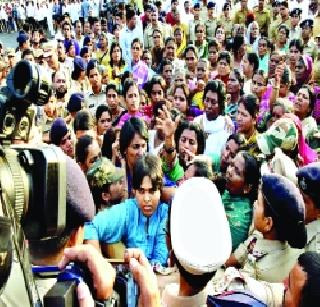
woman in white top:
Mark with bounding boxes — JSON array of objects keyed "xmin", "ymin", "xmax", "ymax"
[{"xmin": 193, "ymin": 80, "xmax": 234, "ymax": 157}]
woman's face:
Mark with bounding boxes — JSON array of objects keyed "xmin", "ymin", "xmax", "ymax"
[
  {"xmin": 97, "ymin": 111, "xmax": 112, "ymax": 135},
  {"xmin": 227, "ymin": 71, "xmax": 240, "ymax": 94},
  {"xmin": 236, "ymin": 102, "xmax": 255, "ymax": 134},
  {"xmin": 131, "ymin": 42, "xmax": 142, "ymax": 62},
  {"xmin": 251, "ymin": 74, "xmax": 266, "ymax": 98},
  {"xmin": 178, "ymin": 129, "xmax": 198, "ymax": 163},
  {"xmin": 295, "ymin": 58, "xmax": 306, "ymax": 83},
  {"xmin": 225, "ymin": 153, "xmax": 246, "ymax": 195},
  {"xmin": 216, "ymin": 27, "xmax": 225, "ymax": 43},
  {"xmin": 217, "ymin": 58, "xmax": 230, "ymax": 76},
  {"xmin": 153, "ymin": 31, "xmax": 162, "ymax": 47},
  {"xmin": 185, "ymin": 50, "xmax": 197, "ymax": 71},
  {"xmin": 107, "ymin": 89, "xmax": 118, "ymax": 110},
  {"xmin": 289, "ymin": 46, "xmax": 301, "ymax": 64},
  {"xmin": 208, "ymin": 46, "xmax": 218, "ymax": 64},
  {"xmin": 253, "ymin": 190, "xmax": 267, "ymax": 233},
  {"xmin": 250, "ymin": 23, "xmax": 259, "ymax": 39},
  {"xmin": 204, "ymin": 90, "xmax": 220, "ymax": 120},
  {"xmin": 294, "ymin": 88, "xmax": 311, "ymax": 119},
  {"xmin": 195, "ymin": 25, "xmax": 205, "ymax": 43},
  {"xmin": 126, "ymin": 133, "xmax": 147, "ymax": 169},
  {"xmin": 174, "ymin": 29, "xmax": 182, "ymax": 44},
  {"xmin": 258, "ymin": 39, "xmax": 268, "ymax": 57},
  {"xmin": 174, "ymin": 87, "xmax": 188, "ymax": 114},
  {"xmin": 150, "ymin": 83, "xmax": 164, "ymax": 104},
  {"xmin": 125, "ymin": 85, "xmax": 140, "ymax": 113},
  {"xmin": 111, "ymin": 46, "xmax": 121, "ymax": 63},
  {"xmin": 277, "ymin": 27, "xmax": 287, "ymax": 44}
]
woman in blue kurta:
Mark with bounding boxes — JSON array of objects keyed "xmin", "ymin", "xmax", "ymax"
[{"xmin": 84, "ymin": 154, "xmax": 168, "ymax": 265}]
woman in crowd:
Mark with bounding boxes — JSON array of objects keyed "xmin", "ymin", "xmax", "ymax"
[
  {"xmin": 223, "ymin": 152, "xmax": 260, "ymax": 251},
  {"xmin": 294, "ymin": 85, "xmax": 318, "ymax": 142},
  {"xmin": 227, "ymin": 173, "xmax": 307, "ymax": 283},
  {"xmin": 236, "ymin": 94, "xmax": 260, "ymax": 158},
  {"xmin": 106, "ymin": 42, "xmax": 126, "ymax": 87},
  {"xmin": 95, "ymin": 105, "xmax": 112, "ymax": 146}
]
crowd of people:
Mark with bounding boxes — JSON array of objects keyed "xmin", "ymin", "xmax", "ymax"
[{"xmin": 0, "ymin": 0, "xmax": 320, "ymax": 306}]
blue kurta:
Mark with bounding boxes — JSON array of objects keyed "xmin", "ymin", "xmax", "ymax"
[{"xmin": 84, "ymin": 198, "xmax": 169, "ymax": 265}]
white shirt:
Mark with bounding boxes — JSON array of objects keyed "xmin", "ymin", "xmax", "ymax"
[
  {"xmin": 193, "ymin": 114, "xmax": 231, "ymax": 156},
  {"xmin": 119, "ymin": 18, "xmax": 144, "ymax": 64},
  {"xmin": 26, "ymin": 4, "xmax": 34, "ymax": 18}
]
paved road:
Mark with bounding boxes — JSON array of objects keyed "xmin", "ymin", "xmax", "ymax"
[{"xmin": 0, "ymin": 32, "xmax": 20, "ymax": 49}]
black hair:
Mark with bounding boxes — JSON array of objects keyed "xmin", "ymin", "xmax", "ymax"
[
  {"xmin": 131, "ymin": 37, "xmax": 142, "ymax": 48},
  {"xmin": 109, "ymin": 42, "xmax": 125, "ymax": 67},
  {"xmin": 300, "ymin": 84, "xmax": 315, "ymax": 116},
  {"xmin": 281, "ymin": 67, "xmax": 290, "ymax": 85},
  {"xmin": 73, "ymin": 110, "xmax": 94, "ymax": 132},
  {"xmin": 22, "ymin": 48, "xmax": 34, "ymax": 58},
  {"xmin": 123, "ymin": 78, "xmax": 138, "ymax": 99},
  {"xmin": 184, "ymin": 45, "xmax": 197, "ymax": 58},
  {"xmin": 227, "ymin": 133, "xmax": 242, "ymax": 147},
  {"xmin": 80, "ymin": 46, "xmax": 89, "ymax": 57},
  {"xmin": 298, "ymin": 252, "xmax": 320, "ymax": 307},
  {"xmin": 208, "ymin": 38, "xmax": 219, "ymax": 50},
  {"xmin": 217, "ymin": 51, "xmax": 231, "ymax": 64},
  {"xmin": 86, "ymin": 59, "xmax": 99, "ymax": 77},
  {"xmin": 159, "ymin": 59, "xmax": 172, "ymax": 74},
  {"xmin": 102, "ymin": 129, "xmax": 117, "ymax": 160},
  {"xmin": 289, "ymin": 39, "xmax": 304, "ymax": 53},
  {"xmin": 238, "ymin": 94, "xmax": 259, "ymax": 118},
  {"xmin": 232, "ymin": 36, "xmax": 245, "ymax": 56},
  {"xmin": 75, "ymin": 134, "xmax": 94, "ymax": 164},
  {"xmin": 174, "ymin": 121, "xmax": 205, "ymax": 168},
  {"xmin": 278, "ymin": 24, "xmax": 290, "ymax": 38},
  {"xmin": 119, "ymin": 117, "xmax": 148, "ymax": 157},
  {"xmin": 132, "ymin": 154, "xmax": 163, "ymax": 191},
  {"xmin": 144, "ymin": 75, "xmax": 166, "ymax": 98},
  {"xmin": 189, "ymin": 157, "xmax": 213, "ymax": 179},
  {"xmin": 164, "ymin": 37, "xmax": 175, "ymax": 47},
  {"xmin": 203, "ymin": 80, "xmax": 226, "ymax": 116},
  {"xmin": 106, "ymin": 83, "xmax": 118, "ymax": 94},
  {"xmin": 247, "ymin": 52, "xmax": 259, "ymax": 73},
  {"xmin": 231, "ymin": 68, "xmax": 245, "ymax": 95},
  {"xmin": 241, "ymin": 152, "xmax": 260, "ymax": 203},
  {"xmin": 253, "ymin": 69, "xmax": 268, "ymax": 86},
  {"xmin": 126, "ymin": 7, "xmax": 135, "ymax": 21},
  {"xmin": 96, "ymin": 105, "xmax": 111, "ymax": 122}
]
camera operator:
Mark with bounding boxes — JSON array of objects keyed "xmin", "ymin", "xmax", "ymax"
[{"xmin": 0, "ymin": 156, "xmax": 115, "ymax": 306}]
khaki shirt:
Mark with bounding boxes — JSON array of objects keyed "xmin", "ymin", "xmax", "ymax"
[
  {"xmin": 235, "ymin": 233, "xmax": 302, "ymax": 282},
  {"xmin": 143, "ymin": 22, "xmax": 167, "ymax": 50},
  {"xmin": 234, "ymin": 8, "xmax": 250, "ymax": 25},
  {"xmin": 218, "ymin": 15, "xmax": 233, "ymax": 38},
  {"xmin": 205, "ymin": 18, "xmax": 218, "ymax": 41},
  {"xmin": 253, "ymin": 7, "xmax": 271, "ymax": 37}
]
